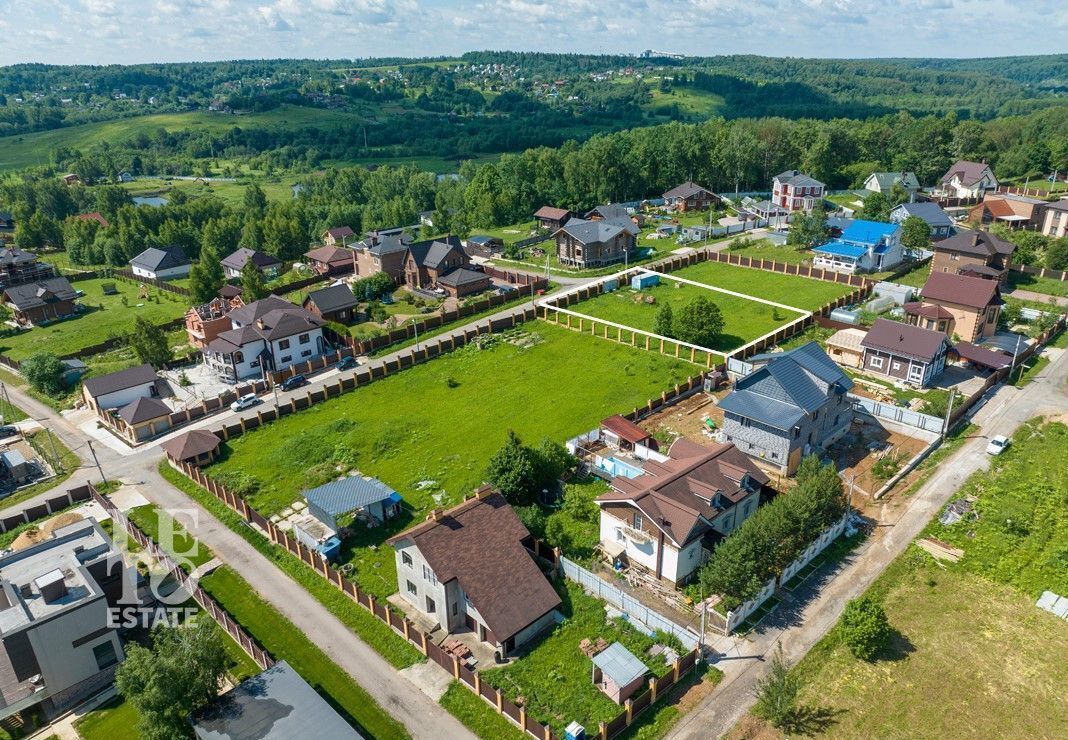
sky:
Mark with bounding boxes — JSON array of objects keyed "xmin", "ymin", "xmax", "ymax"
[{"xmin": 1, "ymin": 0, "xmax": 1064, "ymax": 66}]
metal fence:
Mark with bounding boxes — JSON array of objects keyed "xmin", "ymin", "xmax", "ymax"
[
  {"xmin": 560, "ymin": 557, "xmax": 700, "ymax": 650},
  {"xmin": 850, "ymin": 395, "xmax": 945, "ymax": 434}
]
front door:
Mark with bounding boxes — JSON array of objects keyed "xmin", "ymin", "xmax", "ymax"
[{"xmin": 908, "ymin": 363, "xmax": 924, "ymax": 384}]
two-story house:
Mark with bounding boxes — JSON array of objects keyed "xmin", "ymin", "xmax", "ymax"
[
  {"xmin": 220, "ymin": 248, "xmax": 282, "ymax": 280},
  {"xmin": 533, "ymin": 206, "xmax": 574, "ymax": 232},
  {"xmin": 863, "ymin": 171, "xmax": 920, "ymax": 197},
  {"xmin": 904, "ymin": 272, "xmax": 1002, "ymax": 342},
  {"xmin": 554, "ymin": 217, "xmax": 638, "ymax": 269},
  {"xmin": 0, "ymin": 247, "xmax": 56, "ymax": 290},
  {"xmin": 389, "ymin": 489, "xmax": 561, "ymax": 659},
  {"xmin": 304, "ymin": 245, "xmax": 355, "ymax": 277},
  {"xmin": 321, "ymin": 226, "xmax": 355, "ymax": 247},
  {"xmin": 2, "ymin": 277, "xmax": 79, "ymax": 326},
  {"xmin": 662, "ymin": 182, "xmax": 720, "ymax": 212},
  {"xmin": 718, "ymin": 342, "xmax": 854, "ymax": 475},
  {"xmin": 889, "ymin": 202, "xmax": 953, "ymax": 240},
  {"xmin": 596, "ymin": 439, "xmax": 769, "ymax": 585},
  {"xmin": 81, "ymin": 363, "xmax": 163, "ymax": 413},
  {"xmin": 1039, "ymin": 198, "xmax": 1068, "ymax": 238},
  {"xmin": 184, "ymin": 292, "xmax": 245, "ymax": 348},
  {"xmin": 403, "ymin": 236, "xmax": 488, "ymax": 297},
  {"xmin": 353, "ymin": 231, "xmax": 410, "ymax": 283},
  {"xmin": 860, "ymin": 318, "xmax": 949, "ymax": 388},
  {"xmin": 930, "ymin": 230, "xmax": 1015, "ymax": 284},
  {"xmin": 202, "ymin": 295, "xmax": 326, "ymax": 380},
  {"xmin": 938, "ymin": 160, "xmax": 998, "ymax": 198},
  {"xmin": 812, "ymin": 219, "xmax": 904, "ymax": 274},
  {"xmin": 772, "ymin": 170, "xmax": 825, "ymax": 212}
]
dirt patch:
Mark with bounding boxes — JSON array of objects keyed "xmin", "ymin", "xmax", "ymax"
[
  {"xmin": 636, "ymin": 390, "xmax": 727, "ymax": 447},
  {"xmin": 725, "ymin": 714, "xmax": 781, "ymax": 740},
  {"xmin": 830, "ymin": 421, "xmax": 927, "ymax": 499}
]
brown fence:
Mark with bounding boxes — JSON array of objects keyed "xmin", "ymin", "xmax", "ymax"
[
  {"xmin": 112, "ymin": 268, "xmax": 192, "ymax": 297},
  {"xmin": 274, "ymin": 272, "xmax": 335, "ymax": 297},
  {"xmin": 0, "ymin": 484, "xmax": 92, "ymax": 533},
  {"xmin": 481, "ymin": 265, "xmax": 551, "ymax": 289},
  {"xmin": 86, "ymin": 484, "xmax": 274, "ymax": 670},
  {"xmin": 1010, "ymin": 263, "xmax": 1068, "ymax": 283},
  {"xmin": 928, "ymin": 194, "xmax": 982, "ymax": 209},
  {"xmin": 653, "ymin": 248, "xmax": 872, "ymax": 288}
]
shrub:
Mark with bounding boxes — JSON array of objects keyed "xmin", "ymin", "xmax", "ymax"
[
  {"xmin": 840, "ymin": 595, "xmax": 892, "ymax": 661},
  {"xmin": 753, "ymin": 643, "xmax": 799, "ymax": 728},
  {"xmin": 22, "ymin": 352, "xmax": 67, "ymax": 396}
]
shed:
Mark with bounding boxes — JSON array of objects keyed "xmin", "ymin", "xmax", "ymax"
[
  {"xmin": 600, "ymin": 415, "xmax": 656, "ymax": 452},
  {"xmin": 292, "ymin": 514, "xmax": 342, "ymax": 561},
  {"xmin": 592, "ymin": 642, "xmax": 649, "ymax": 704},
  {"xmin": 0, "ymin": 449, "xmax": 31, "ymax": 484},
  {"xmin": 825, "ymin": 328, "xmax": 867, "ymax": 369},
  {"xmin": 303, "ymin": 475, "xmax": 403, "ymax": 530},
  {"xmin": 630, "ymin": 273, "xmax": 660, "ymax": 291}
]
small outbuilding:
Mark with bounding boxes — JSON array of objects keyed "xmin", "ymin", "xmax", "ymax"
[
  {"xmin": 304, "ymin": 475, "xmax": 403, "ymax": 530},
  {"xmin": 592, "ymin": 642, "xmax": 649, "ymax": 704},
  {"xmin": 161, "ymin": 429, "xmax": 222, "ymax": 466},
  {"xmin": 116, "ymin": 396, "xmax": 172, "ymax": 442},
  {"xmin": 303, "ymin": 283, "xmax": 360, "ymax": 324},
  {"xmin": 825, "ymin": 327, "xmax": 867, "ymax": 369}
]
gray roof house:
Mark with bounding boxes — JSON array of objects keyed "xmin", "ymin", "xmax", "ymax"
[
  {"xmin": 129, "ymin": 246, "xmax": 192, "ymax": 280},
  {"xmin": 890, "ymin": 201, "xmax": 954, "ymax": 239},
  {"xmin": 555, "ymin": 216, "xmax": 639, "ymax": 269},
  {"xmin": 864, "ymin": 171, "xmax": 921, "ymax": 195},
  {"xmin": 220, "ymin": 248, "xmax": 282, "ymax": 279},
  {"xmin": 303, "ymin": 475, "xmax": 403, "ymax": 531},
  {"xmin": 719, "ymin": 342, "xmax": 853, "ymax": 474}
]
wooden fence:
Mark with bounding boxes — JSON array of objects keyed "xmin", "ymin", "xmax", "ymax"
[
  {"xmin": 112, "ymin": 268, "xmax": 192, "ymax": 297},
  {"xmin": 87, "ymin": 484, "xmax": 274, "ymax": 670}
]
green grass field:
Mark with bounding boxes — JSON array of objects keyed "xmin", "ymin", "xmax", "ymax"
[
  {"xmin": 674, "ymin": 261, "xmax": 856, "ymax": 308},
  {"xmin": 119, "ymin": 177, "xmax": 295, "ymax": 206},
  {"xmin": 721, "ymin": 239, "xmax": 811, "ymax": 266},
  {"xmin": 0, "ymin": 278, "xmax": 189, "ymax": 361},
  {"xmin": 439, "ymin": 682, "xmax": 527, "ymax": 740},
  {"xmin": 646, "ymin": 87, "xmax": 726, "ymax": 119},
  {"xmin": 1007, "ymin": 270, "xmax": 1068, "ymax": 299}
]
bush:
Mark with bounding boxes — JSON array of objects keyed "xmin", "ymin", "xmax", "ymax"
[
  {"xmin": 22, "ymin": 352, "xmax": 67, "ymax": 396},
  {"xmin": 753, "ymin": 643, "xmax": 799, "ymax": 728},
  {"xmin": 840, "ymin": 595, "xmax": 892, "ymax": 661}
]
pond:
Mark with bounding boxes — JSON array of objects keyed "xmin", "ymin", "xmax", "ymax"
[{"xmin": 132, "ymin": 196, "xmax": 168, "ymax": 207}]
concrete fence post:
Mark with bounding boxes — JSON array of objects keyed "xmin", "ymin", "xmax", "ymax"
[{"xmin": 495, "ymin": 688, "xmax": 503, "ymax": 712}]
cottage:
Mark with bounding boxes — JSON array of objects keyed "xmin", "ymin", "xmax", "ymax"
[
  {"xmin": 592, "ymin": 642, "xmax": 649, "ymax": 704},
  {"xmin": 321, "ymin": 226, "xmax": 355, "ymax": 247},
  {"xmin": 930, "ymin": 230, "xmax": 1015, "ymax": 284},
  {"xmin": 860, "ymin": 319, "xmax": 950, "ymax": 388},
  {"xmin": 160, "ymin": 429, "xmax": 221, "ymax": 466},
  {"xmin": 353, "ymin": 231, "xmax": 410, "ymax": 282},
  {"xmin": 662, "ymin": 182, "xmax": 719, "ymax": 212},
  {"xmin": 304, "ymin": 245, "xmax": 355, "ymax": 277},
  {"xmin": 304, "ymin": 475, "xmax": 402, "ymax": 531},
  {"xmin": 303, "ymin": 284, "xmax": 360, "ymax": 324},
  {"xmin": 389, "ymin": 489, "xmax": 562, "ymax": 658},
  {"xmin": 596, "ymin": 439, "xmax": 768, "ymax": 585},
  {"xmin": 464, "ymin": 235, "xmax": 504, "ymax": 252},
  {"xmin": 825, "ymin": 327, "xmax": 867, "ymax": 369},
  {"xmin": 129, "ymin": 246, "xmax": 191, "ymax": 280},
  {"xmin": 403, "ymin": 235, "xmax": 472, "ymax": 291},
  {"xmin": 812, "ymin": 219, "xmax": 903, "ymax": 274},
  {"xmin": 905, "ymin": 272, "xmax": 1001, "ymax": 342},
  {"xmin": 863, "ymin": 171, "xmax": 920, "ymax": 196},
  {"xmin": 202, "ymin": 296, "xmax": 326, "ymax": 380},
  {"xmin": 968, "ymin": 192, "xmax": 1047, "ymax": 230},
  {"xmin": 719, "ymin": 342, "xmax": 853, "ymax": 474},
  {"xmin": 533, "ymin": 206, "xmax": 574, "ymax": 232},
  {"xmin": 436, "ymin": 267, "xmax": 491, "ymax": 298},
  {"xmin": 2, "ymin": 277, "xmax": 78, "ymax": 325},
  {"xmin": 220, "ymin": 248, "xmax": 282, "ymax": 280},
  {"xmin": 1039, "ymin": 198, "xmax": 1068, "ymax": 238},
  {"xmin": 772, "ymin": 170, "xmax": 825, "ymax": 212},
  {"xmin": 584, "ymin": 203, "xmax": 632, "ymax": 222},
  {"xmin": 938, "ymin": 160, "xmax": 998, "ymax": 198},
  {"xmin": 184, "ymin": 293, "xmax": 245, "ymax": 348},
  {"xmin": 889, "ymin": 202, "xmax": 954, "ymax": 240},
  {"xmin": 81, "ymin": 363, "xmax": 163, "ymax": 412},
  {"xmin": 115, "ymin": 396, "xmax": 172, "ymax": 442},
  {"xmin": 554, "ymin": 217, "xmax": 638, "ymax": 269}
]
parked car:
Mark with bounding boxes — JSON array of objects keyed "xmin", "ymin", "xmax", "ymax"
[
  {"xmin": 986, "ymin": 435, "xmax": 1010, "ymax": 455},
  {"xmin": 337, "ymin": 356, "xmax": 357, "ymax": 370},
  {"xmin": 280, "ymin": 374, "xmax": 307, "ymax": 391},
  {"xmin": 0, "ymin": 426, "xmax": 18, "ymax": 440},
  {"xmin": 230, "ymin": 394, "xmax": 259, "ymax": 412}
]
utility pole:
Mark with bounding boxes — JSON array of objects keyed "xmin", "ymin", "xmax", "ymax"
[
  {"xmin": 44, "ymin": 428, "xmax": 62, "ymax": 473},
  {"xmin": 1009, "ymin": 333, "xmax": 1023, "ymax": 384},
  {"xmin": 86, "ymin": 440, "xmax": 106, "ymax": 485},
  {"xmin": 942, "ymin": 387, "xmax": 956, "ymax": 440}
]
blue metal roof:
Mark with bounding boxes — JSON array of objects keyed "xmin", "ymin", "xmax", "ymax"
[
  {"xmin": 814, "ymin": 240, "xmax": 867, "ymax": 259},
  {"xmin": 592, "ymin": 642, "xmax": 648, "ymax": 687},
  {"xmin": 840, "ymin": 220, "xmax": 899, "ymax": 245},
  {"xmin": 303, "ymin": 476, "xmax": 399, "ymax": 517}
]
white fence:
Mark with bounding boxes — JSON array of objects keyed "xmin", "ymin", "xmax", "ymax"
[
  {"xmin": 851, "ymin": 395, "xmax": 944, "ymax": 434},
  {"xmin": 561, "ymin": 556, "xmax": 701, "ymax": 650},
  {"xmin": 723, "ymin": 513, "xmax": 850, "ymax": 634}
]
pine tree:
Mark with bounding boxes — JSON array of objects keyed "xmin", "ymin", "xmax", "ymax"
[
  {"xmin": 240, "ymin": 259, "xmax": 268, "ymax": 301},
  {"xmin": 654, "ymin": 302, "xmax": 675, "ymax": 338},
  {"xmin": 188, "ymin": 245, "xmax": 225, "ymax": 304},
  {"xmin": 129, "ymin": 316, "xmax": 172, "ymax": 368}
]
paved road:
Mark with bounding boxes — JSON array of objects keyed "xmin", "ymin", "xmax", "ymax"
[
  {"xmin": 1009, "ymin": 287, "xmax": 1068, "ymax": 308},
  {"xmin": 666, "ymin": 343, "xmax": 1068, "ymax": 740}
]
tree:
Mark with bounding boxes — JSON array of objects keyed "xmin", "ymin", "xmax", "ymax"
[
  {"xmin": 786, "ymin": 206, "xmax": 828, "ymax": 250},
  {"xmin": 116, "ymin": 621, "xmax": 229, "ymax": 740},
  {"xmin": 1046, "ymin": 237, "xmax": 1068, "ymax": 271},
  {"xmin": 899, "ymin": 215, "xmax": 931, "ymax": 253},
  {"xmin": 753, "ymin": 643, "xmax": 799, "ymax": 728},
  {"xmin": 654, "ymin": 302, "xmax": 674, "ymax": 338},
  {"xmin": 243, "ymin": 182, "xmax": 268, "ymax": 213},
  {"xmin": 351, "ymin": 272, "xmax": 396, "ymax": 302},
  {"xmin": 188, "ymin": 245, "xmax": 225, "ymax": 304},
  {"xmin": 840, "ymin": 595, "xmax": 892, "ymax": 661},
  {"xmin": 861, "ymin": 191, "xmax": 890, "ymax": 222},
  {"xmin": 129, "ymin": 316, "xmax": 173, "ymax": 367},
  {"xmin": 486, "ymin": 431, "xmax": 539, "ymax": 506},
  {"xmin": 534, "ymin": 438, "xmax": 574, "ymax": 488},
  {"xmin": 22, "ymin": 353, "xmax": 67, "ymax": 396},
  {"xmin": 240, "ymin": 259, "xmax": 268, "ymax": 301},
  {"xmin": 672, "ymin": 296, "xmax": 724, "ymax": 348}
]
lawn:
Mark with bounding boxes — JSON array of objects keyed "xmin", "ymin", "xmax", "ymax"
[
  {"xmin": 721, "ymin": 239, "xmax": 812, "ymax": 266},
  {"xmin": 0, "ymin": 278, "xmax": 189, "ymax": 361},
  {"xmin": 516, "ymin": 476, "xmax": 609, "ymax": 565},
  {"xmin": 674, "ymin": 260, "xmax": 857, "ymax": 309},
  {"xmin": 0, "ymin": 429, "xmax": 81, "ymax": 512},
  {"xmin": 1007, "ymin": 270, "xmax": 1068, "ymax": 299},
  {"xmin": 74, "ymin": 696, "xmax": 140, "ymax": 740},
  {"xmin": 119, "ymin": 177, "xmax": 294, "ymax": 207},
  {"xmin": 439, "ymin": 682, "xmax": 527, "ymax": 740},
  {"xmin": 878, "ymin": 259, "xmax": 932, "ymax": 288},
  {"xmin": 646, "ymin": 87, "xmax": 726, "ymax": 119},
  {"xmin": 479, "ymin": 582, "xmax": 673, "ymax": 735}
]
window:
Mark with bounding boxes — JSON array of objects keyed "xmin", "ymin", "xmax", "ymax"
[
  {"xmin": 234, "ymin": 351, "xmax": 244, "ymax": 364},
  {"xmin": 770, "ymin": 452, "xmax": 778, "ymax": 460},
  {"xmin": 281, "ymin": 355, "xmax": 291, "ymax": 364},
  {"xmin": 93, "ymin": 640, "xmax": 118, "ymax": 670},
  {"xmin": 870, "ymin": 356, "xmax": 884, "ymax": 370},
  {"xmin": 279, "ymin": 339, "xmax": 290, "ymax": 350},
  {"xmin": 793, "ymin": 427, "xmax": 801, "ymax": 439},
  {"xmin": 452, "ymin": 601, "xmax": 458, "ymax": 616},
  {"xmin": 299, "ymin": 333, "xmax": 309, "ymax": 344},
  {"xmin": 633, "ymin": 513, "xmax": 644, "ymax": 530},
  {"xmin": 811, "ymin": 410, "xmax": 818, "ymax": 422},
  {"xmin": 615, "ymin": 528, "xmax": 625, "ymax": 542},
  {"xmin": 301, "ymin": 350, "xmax": 312, "ymax": 357},
  {"xmin": 425, "ymin": 596, "xmax": 436, "ymax": 613},
  {"xmin": 892, "ymin": 362, "xmax": 901, "ymax": 371},
  {"xmin": 422, "ymin": 564, "xmax": 437, "ymax": 585},
  {"xmin": 402, "ymin": 551, "xmax": 413, "ymax": 568},
  {"xmin": 406, "ymin": 580, "xmax": 417, "ymax": 596}
]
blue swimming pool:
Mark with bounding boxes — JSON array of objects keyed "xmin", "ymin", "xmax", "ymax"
[{"xmin": 597, "ymin": 456, "xmax": 644, "ymax": 479}]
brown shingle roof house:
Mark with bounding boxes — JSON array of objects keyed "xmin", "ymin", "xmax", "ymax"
[
  {"xmin": 305, "ymin": 245, "xmax": 355, "ymax": 276},
  {"xmin": 931, "ymin": 230, "xmax": 1015, "ymax": 284},
  {"xmin": 905, "ymin": 272, "xmax": 1002, "ymax": 342},
  {"xmin": 388, "ymin": 489, "xmax": 561, "ymax": 656},
  {"xmin": 533, "ymin": 206, "xmax": 574, "ymax": 232},
  {"xmin": 861, "ymin": 318, "xmax": 950, "ymax": 388},
  {"xmin": 161, "ymin": 429, "xmax": 221, "ymax": 465}
]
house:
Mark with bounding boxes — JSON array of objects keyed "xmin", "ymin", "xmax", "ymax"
[
  {"xmin": 938, "ymin": 160, "xmax": 998, "ymax": 198},
  {"xmin": 116, "ymin": 171, "xmax": 134, "ymax": 183},
  {"xmin": 436, "ymin": 268, "xmax": 492, "ymax": 298},
  {"xmin": 303, "ymin": 475, "xmax": 402, "ymax": 532},
  {"xmin": 388, "ymin": 489, "xmax": 562, "ymax": 658},
  {"xmin": 968, "ymin": 192, "xmax": 1047, "ymax": 229},
  {"xmin": 748, "ymin": 200, "xmax": 790, "ymax": 222},
  {"xmin": 60, "ymin": 359, "xmax": 88, "ymax": 385},
  {"xmin": 0, "ymin": 449, "xmax": 33, "ymax": 486},
  {"xmin": 662, "ymin": 182, "xmax": 720, "ymax": 212},
  {"xmin": 772, "ymin": 170, "xmax": 825, "ymax": 212},
  {"xmin": 184, "ymin": 293, "xmax": 245, "ymax": 348},
  {"xmin": 464, "ymin": 235, "xmax": 504, "ymax": 252},
  {"xmin": 74, "ymin": 212, "xmax": 109, "ymax": 229},
  {"xmin": 719, "ymin": 342, "xmax": 853, "ymax": 475},
  {"xmin": 825, "ymin": 327, "xmax": 867, "ymax": 369},
  {"xmin": 3, "ymin": 277, "xmax": 79, "ymax": 326},
  {"xmin": 303, "ymin": 284, "xmax": 360, "ymax": 324},
  {"xmin": 812, "ymin": 219, "xmax": 903, "ymax": 274},
  {"xmin": 0, "ymin": 518, "xmax": 130, "ymax": 721},
  {"xmin": 592, "ymin": 642, "xmax": 649, "ymax": 704},
  {"xmin": 596, "ymin": 438, "xmax": 769, "ymax": 584},
  {"xmin": 353, "ymin": 231, "xmax": 410, "ymax": 282},
  {"xmin": 81, "ymin": 363, "xmax": 163, "ymax": 412},
  {"xmin": 0, "ymin": 212, "xmax": 14, "ymax": 232},
  {"xmin": 930, "ymin": 230, "xmax": 1015, "ymax": 284},
  {"xmin": 220, "ymin": 248, "xmax": 282, "ymax": 280},
  {"xmin": 863, "ymin": 172, "xmax": 920, "ymax": 196},
  {"xmin": 1038, "ymin": 198, "xmax": 1068, "ymax": 238},
  {"xmin": 403, "ymin": 235, "xmax": 472, "ymax": 291},
  {"xmin": 585, "ymin": 203, "xmax": 632, "ymax": 222},
  {"xmin": 554, "ymin": 217, "xmax": 638, "ymax": 269},
  {"xmin": 61, "ymin": 173, "xmax": 81, "ymax": 185},
  {"xmin": 128, "ymin": 246, "xmax": 191, "ymax": 280},
  {"xmin": 160, "ymin": 429, "xmax": 221, "ymax": 466},
  {"xmin": 202, "ymin": 295, "xmax": 326, "ymax": 380},
  {"xmin": 889, "ymin": 201, "xmax": 954, "ymax": 240},
  {"xmin": 191, "ymin": 661, "xmax": 361, "ymax": 740},
  {"xmin": 533, "ymin": 206, "xmax": 574, "ymax": 232},
  {"xmin": 321, "ymin": 226, "xmax": 355, "ymax": 247},
  {"xmin": 0, "ymin": 247, "xmax": 56, "ymax": 290},
  {"xmin": 304, "ymin": 245, "xmax": 355, "ymax": 277},
  {"xmin": 114, "ymin": 396, "xmax": 172, "ymax": 442},
  {"xmin": 860, "ymin": 318, "xmax": 950, "ymax": 388},
  {"xmin": 905, "ymin": 272, "xmax": 1002, "ymax": 342}
]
